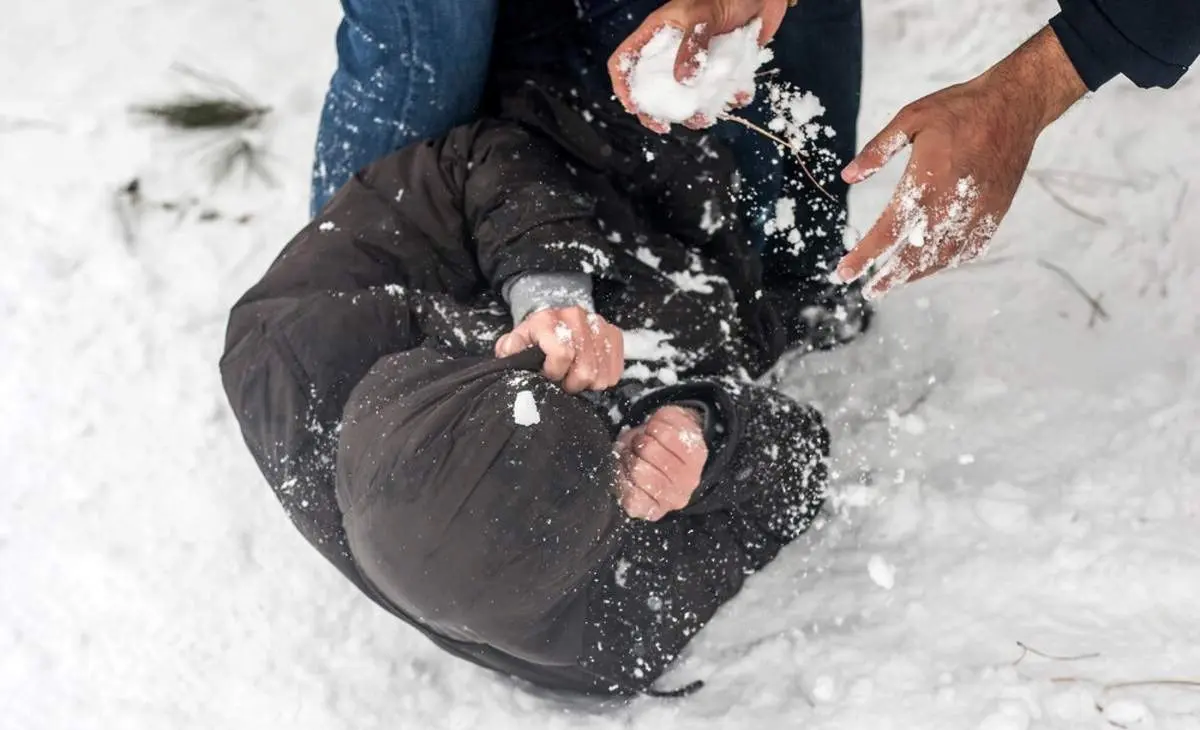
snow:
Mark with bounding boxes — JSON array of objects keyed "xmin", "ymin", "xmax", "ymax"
[
  {"xmin": 626, "ymin": 20, "xmax": 766, "ymax": 125},
  {"xmin": 513, "ymin": 390, "xmax": 540, "ymax": 426},
  {"xmin": 4, "ymin": 0, "xmax": 1200, "ymax": 729}
]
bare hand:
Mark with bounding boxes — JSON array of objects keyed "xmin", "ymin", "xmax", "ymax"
[
  {"xmin": 615, "ymin": 405, "xmax": 708, "ymax": 521},
  {"xmin": 608, "ymin": 0, "xmax": 788, "ymax": 132},
  {"xmin": 836, "ymin": 27, "xmax": 1087, "ymax": 299},
  {"xmin": 495, "ymin": 307, "xmax": 624, "ymax": 394}
]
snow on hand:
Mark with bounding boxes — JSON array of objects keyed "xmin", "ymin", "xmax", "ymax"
[{"xmin": 626, "ymin": 20, "xmax": 768, "ymax": 125}]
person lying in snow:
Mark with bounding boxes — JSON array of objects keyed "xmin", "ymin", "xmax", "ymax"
[{"xmin": 220, "ymin": 77, "xmax": 861, "ymax": 696}]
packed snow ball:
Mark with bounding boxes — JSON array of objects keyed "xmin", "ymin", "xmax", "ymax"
[{"xmin": 626, "ymin": 19, "xmax": 770, "ymax": 124}]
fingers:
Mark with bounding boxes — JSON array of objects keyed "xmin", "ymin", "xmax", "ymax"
[
  {"xmin": 758, "ymin": 0, "xmax": 788, "ymax": 43},
  {"xmin": 608, "ymin": 17, "xmax": 664, "ymax": 115},
  {"xmin": 495, "ymin": 308, "xmax": 624, "ymax": 393},
  {"xmin": 673, "ymin": 21, "xmax": 713, "ymax": 84},
  {"xmin": 834, "ymin": 169, "xmax": 910, "ymax": 285},
  {"xmin": 842, "ymin": 111, "xmax": 914, "ymax": 185},
  {"xmin": 613, "ymin": 404, "xmax": 708, "ymax": 521}
]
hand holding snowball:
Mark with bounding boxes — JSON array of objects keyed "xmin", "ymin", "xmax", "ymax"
[{"xmin": 609, "ymin": 0, "xmax": 788, "ymax": 132}]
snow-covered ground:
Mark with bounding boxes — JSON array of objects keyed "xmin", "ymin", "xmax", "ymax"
[{"xmin": 3, "ymin": 0, "xmax": 1198, "ymax": 728}]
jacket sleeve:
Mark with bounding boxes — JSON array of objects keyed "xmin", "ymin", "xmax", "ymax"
[
  {"xmin": 1050, "ymin": 0, "xmax": 1200, "ymax": 89},
  {"xmin": 218, "ymin": 140, "xmax": 457, "ymax": 583},
  {"xmin": 462, "ymin": 120, "xmax": 622, "ymax": 292}
]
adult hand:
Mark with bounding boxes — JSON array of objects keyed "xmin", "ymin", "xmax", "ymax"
[
  {"xmin": 615, "ymin": 405, "xmax": 708, "ymax": 521},
  {"xmin": 609, "ymin": 0, "xmax": 789, "ymax": 132},
  {"xmin": 836, "ymin": 26, "xmax": 1088, "ymax": 299},
  {"xmin": 495, "ymin": 306, "xmax": 624, "ymax": 394}
]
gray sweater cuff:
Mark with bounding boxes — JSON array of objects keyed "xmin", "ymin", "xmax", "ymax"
[{"xmin": 502, "ymin": 272, "xmax": 595, "ymax": 323}]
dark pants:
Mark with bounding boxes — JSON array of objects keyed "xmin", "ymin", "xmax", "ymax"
[{"xmin": 311, "ymin": 0, "xmax": 863, "ymax": 264}]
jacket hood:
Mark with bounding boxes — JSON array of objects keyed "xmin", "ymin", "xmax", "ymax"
[{"xmin": 335, "ymin": 348, "xmax": 624, "ymax": 664}]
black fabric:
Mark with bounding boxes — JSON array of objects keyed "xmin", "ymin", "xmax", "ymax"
[
  {"xmin": 1050, "ymin": 0, "xmax": 1200, "ymax": 89},
  {"xmin": 220, "ymin": 80, "xmax": 829, "ymax": 696}
]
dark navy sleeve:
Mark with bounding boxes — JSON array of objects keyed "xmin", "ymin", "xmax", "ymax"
[{"xmin": 1049, "ymin": 0, "xmax": 1200, "ymax": 90}]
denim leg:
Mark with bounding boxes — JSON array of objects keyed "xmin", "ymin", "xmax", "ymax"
[{"xmin": 311, "ymin": 0, "xmax": 498, "ymax": 215}]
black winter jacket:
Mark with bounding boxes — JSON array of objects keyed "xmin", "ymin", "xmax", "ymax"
[
  {"xmin": 1051, "ymin": 0, "xmax": 1200, "ymax": 89},
  {"xmin": 220, "ymin": 80, "xmax": 828, "ymax": 694}
]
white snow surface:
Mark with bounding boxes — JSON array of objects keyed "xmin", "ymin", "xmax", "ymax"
[
  {"xmin": 4, "ymin": 1, "xmax": 1200, "ymax": 729},
  {"xmin": 626, "ymin": 20, "xmax": 766, "ymax": 124}
]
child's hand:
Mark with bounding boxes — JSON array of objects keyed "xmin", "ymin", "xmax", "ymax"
[
  {"xmin": 495, "ymin": 307, "xmax": 625, "ymax": 394},
  {"xmin": 615, "ymin": 405, "xmax": 708, "ymax": 521}
]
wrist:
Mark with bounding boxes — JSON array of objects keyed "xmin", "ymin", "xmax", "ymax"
[
  {"xmin": 504, "ymin": 272, "xmax": 595, "ymax": 323},
  {"xmin": 982, "ymin": 25, "xmax": 1087, "ymax": 133}
]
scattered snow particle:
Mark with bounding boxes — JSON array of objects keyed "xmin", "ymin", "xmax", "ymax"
[
  {"xmin": 554, "ymin": 321, "xmax": 573, "ymax": 344},
  {"xmin": 318, "ymin": 221, "xmax": 335, "ymax": 232},
  {"xmin": 699, "ymin": 199, "xmax": 724, "ymax": 234},
  {"xmin": 958, "ymin": 454, "xmax": 976, "ymax": 465},
  {"xmin": 1103, "ymin": 700, "xmax": 1152, "ymax": 727},
  {"xmin": 395, "ymin": 189, "xmax": 405, "ymax": 203},
  {"xmin": 623, "ymin": 329, "xmax": 679, "ymax": 362},
  {"xmin": 867, "ymin": 555, "xmax": 896, "ymax": 590},
  {"xmin": 614, "ymin": 558, "xmax": 631, "ymax": 588},
  {"xmin": 513, "ymin": 390, "xmax": 540, "ymax": 426},
  {"xmin": 811, "ymin": 676, "xmax": 837, "ymax": 703},
  {"xmin": 635, "ymin": 247, "xmax": 662, "ymax": 269}
]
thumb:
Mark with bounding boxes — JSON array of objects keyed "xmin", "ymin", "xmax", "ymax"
[
  {"xmin": 495, "ymin": 328, "xmax": 534, "ymax": 357},
  {"xmin": 842, "ymin": 114, "xmax": 914, "ymax": 184},
  {"xmin": 674, "ymin": 22, "xmax": 713, "ymax": 84}
]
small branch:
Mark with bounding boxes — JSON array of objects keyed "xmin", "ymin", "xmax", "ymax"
[
  {"xmin": 1012, "ymin": 641, "xmax": 1101, "ymax": 666},
  {"xmin": 1051, "ymin": 677, "xmax": 1200, "ymax": 692},
  {"xmin": 1036, "ymin": 258, "xmax": 1109, "ymax": 327},
  {"xmin": 1107, "ymin": 679, "xmax": 1200, "ymax": 691},
  {"xmin": 754, "ymin": 68, "xmax": 781, "ymax": 78},
  {"xmin": 1029, "ymin": 172, "xmax": 1107, "ymax": 226},
  {"xmin": 718, "ymin": 113, "xmax": 838, "ymax": 205},
  {"xmin": 896, "ymin": 382, "xmax": 935, "ymax": 417}
]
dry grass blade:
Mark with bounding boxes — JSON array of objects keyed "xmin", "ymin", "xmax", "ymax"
[
  {"xmin": 132, "ymin": 97, "xmax": 269, "ymax": 130},
  {"xmin": 1029, "ymin": 172, "xmax": 1107, "ymax": 226},
  {"xmin": 1037, "ymin": 258, "xmax": 1109, "ymax": 327},
  {"xmin": 719, "ymin": 113, "xmax": 839, "ymax": 205},
  {"xmin": 1012, "ymin": 641, "xmax": 1101, "ymax": 666},
  {"xmin": 206, "ymin": 136, "xmax": 277, "ymax": 187}
]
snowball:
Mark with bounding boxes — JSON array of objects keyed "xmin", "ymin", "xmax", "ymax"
[
  {"xmin": 867, "ymin": 555, "xmax": 896, "ymax": 590},
  {"xmin": 1103, "ymin": 700, "xmax": 1153, "ymax": 727},
  {"xmin": 513, "ymin": 390, "xmax": 540, "ymax": 426},
  {"xmin": 627, "ymin": 20, "xmax": 766, "ymax": 124}
]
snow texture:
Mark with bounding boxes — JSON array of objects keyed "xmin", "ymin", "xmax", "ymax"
[
  {"xmin": 627, "ymin": 20, "xmax": 766, "ymax": 124},
  {"xmin": 513, "ymin": 390, "xmax": 540, "ymax": 426},
  {"xmin": 4, "ymin": 0, "xmax": 1200, "ymax": 728}
]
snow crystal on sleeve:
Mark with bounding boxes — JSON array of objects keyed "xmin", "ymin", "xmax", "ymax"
[{"xmin": 513, "ymin": 390, "xmax": 540, "ymax": 426}]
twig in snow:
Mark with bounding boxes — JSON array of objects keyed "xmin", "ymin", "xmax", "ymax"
[
  {"xmin": 204, "ymin": 136, "xmax": 277, "ymax": 188},
  {"xmin": 1051, "ymin": 677, "xmax": 1200, "ymax": 692},
  {"xmin": 896, "ymin": 381, "xmax": 936, "ymax": 417},
  {"xmin": 1012, "ymin": 641, "xmax": 1101, "ymax": 666},
  {"xmin": 718, "ymin": 113, "xmax": 838, "ymax": 205},
  {"xmin": 1036, "ymin": 258, "xmax": 1109, "ymax": 327},
  {"xmin": 754, "ymin": 67, "xmax": 781, "ymax": 78},
  {"xmin": 1029, "ymin": 172, "xmax": 1107, "ymax": 226},
  {"xmin": 113, "ymin": 178, "xmax": 143, "ymax": 248}
]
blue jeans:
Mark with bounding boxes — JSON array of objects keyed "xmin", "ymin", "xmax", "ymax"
[
  {"xmin": 311, "ymin": 0, "xmax": 498, "ymax": 215},
  {"xmin": 312, "ymin": 0, "xmax": 862, "ymax": 275}
]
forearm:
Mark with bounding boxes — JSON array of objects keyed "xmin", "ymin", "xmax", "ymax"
[{"xmin": 981, "ymin": 26, "xmax": 1088, "ymax": 134}]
